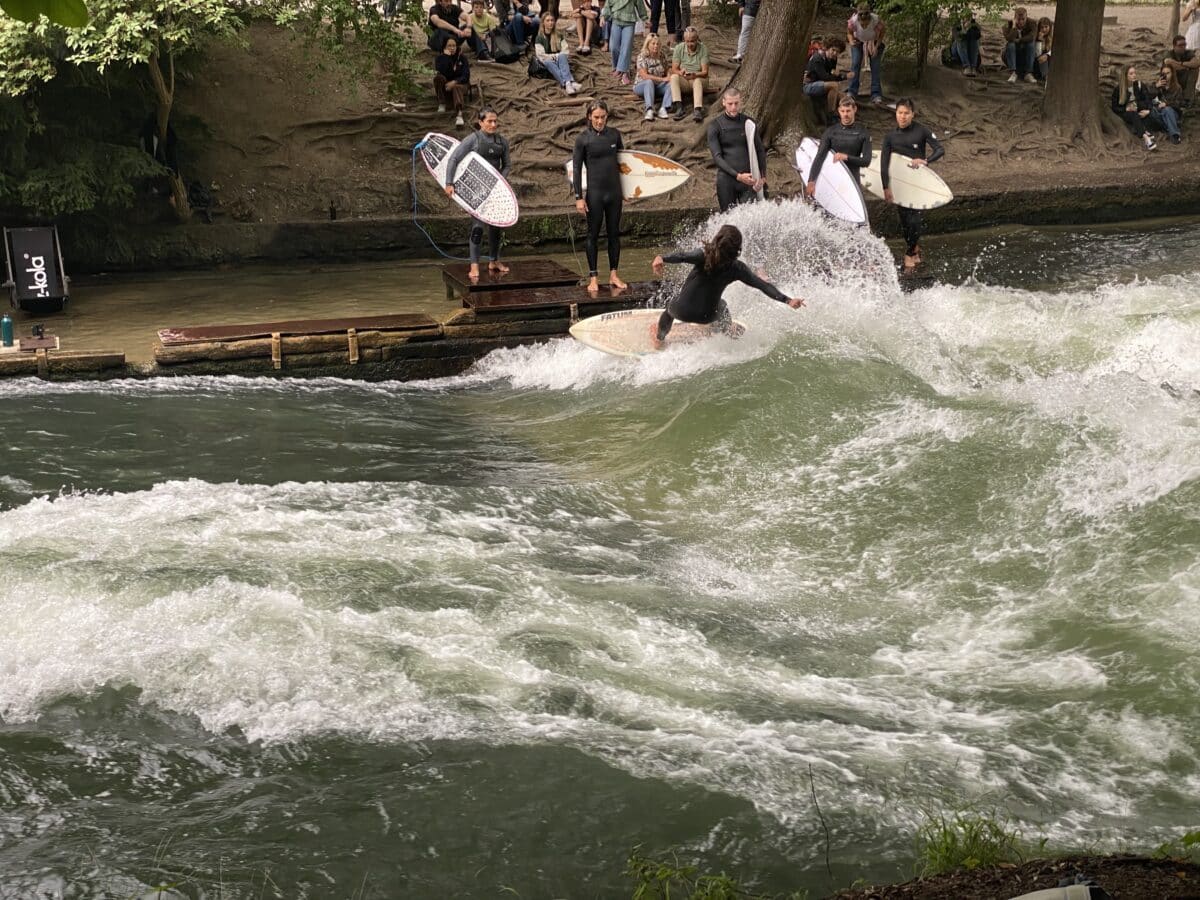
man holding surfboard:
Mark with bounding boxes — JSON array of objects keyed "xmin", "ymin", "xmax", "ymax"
[
  {"xmin": 880, "ymin": 98, "xmax": 943, "ymax": 271},
  {"xmin": 806, "ymin": 95, "xmax": 872, "ymax": 202},
  {"xmin": 706, "ymin": 88, "xmax": 766, "ymax": 212},
  {"xmin": 445, "ymin": 107, "xmax": 512, "ymax": 280}
]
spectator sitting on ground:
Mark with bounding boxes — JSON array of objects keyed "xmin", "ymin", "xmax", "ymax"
[
  {"xmin": 460, "ymin": 0, "xmax": 498, "ymax": 60},
  {"xmin": 1034, "ymin": 16, "xmax": 1052, "ymax": 82},
  {"xmin": 731, "ymin": 0, "xmax": 759, "ymax": 64},
  {"xmin": 634, "ymin": 33, "xmax": 674, "ymax": 120},
  {"xmin": 670, "ymin": 25, "xmax": 710, "ymax": 122},
  {"xmin": 804, "ymin": 38, "xmax": 846, "ymax": 125},
  {"xmin": 1155, "ymin": 62, "xmax": 1186, "ymax": 130},
  {"xmin": 1003, "ymin": 6, "xmax": 1037, "ymax": 83},
  {"xmin": 950, "ymin": 11, "xmax": 981, "ymax": 76},
  {"xmin": 506, "ymin": 0, "xmax": 538, "ymax": 47},
  {"xmin": 534, "ymin": 14, "xmax": 584, "ymax": 94},
  {"xmin": 433, "ymin": 37, "xmax": 471, "ymax": 127},
  {"xmin": 1164, "ymin": 34, "xmax": 1200, "ymax": 102},
  {"xmin": 808, "ymin": 35, "xmax": 825, "ymax": 58},
  {"xmin": 846, "ymin": 3, "xmax": 886, "ymax": 105},
  {"xmin": 573, "ymin": 0, "xmax": 600, "ymax": 53},
  {"xmin": 1112, "ymin": 63, "xmax": 1174, "ymax": 150},
  {"xmin": 429, "ymin": 0, "xmax": 469, "ymax": 53}
]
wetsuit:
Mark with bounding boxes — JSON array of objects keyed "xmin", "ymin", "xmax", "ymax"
[
  {"xmin": 572, "ymin": 125, "xmax": 625, "ymax": 276},
  {"xmin": 809, "ymin": 121, "xmax": 872, "ymax": 184},
  {"xmin": 880, "ymin": 121, "xmax": 944, "ymax": 257},
  {"xmin": 446, "ymin": 129, "xmax": 512, "ymax": 265},
  {"xmin": 655, "ymin": 248, "xmax": 789, "ymax": 341},
  {"xmin": 706, "ymin": 112, "xmax": 766, "ymax": 212}
]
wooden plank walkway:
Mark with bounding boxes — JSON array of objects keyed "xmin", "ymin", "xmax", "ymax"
[
  {"xmin": 464, "ymin": 281, "xmax": 659, "ymax": 311},
  {"xmin": 158, "ymin": 314, "xmax": 440, "ymax": 346},
  {"xmin": 441, "ymin": 259, "xmax": 579, "ymax": 299}
]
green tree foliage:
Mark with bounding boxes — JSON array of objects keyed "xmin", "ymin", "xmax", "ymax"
[
  {"xmin": 0, "ymin": 0, "xmax": 87, "ymax": 28},
  {"xmin": 875, "ymin": 0, "xmax": 1012, "ymax": 85}
]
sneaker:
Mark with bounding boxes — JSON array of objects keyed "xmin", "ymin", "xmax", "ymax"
[
  {"xmin": 871, "ymin": 95, "xmax": 884, "ymax": 105},
  {"xmin": 579, "ymin": 44, "xmax": 590, "ymax": 54},
  {"xmin": 571, "ymin": 81, "xmax": 583, "ymax": 92},
  {"xmin": 1022, "ymin": 73, "xmax": 1037, "ymax": 83},
  {"xmin": 1007, "ymin": 71, "xmax": 1017, "ymax": 83},
  {"xmin": 965, "ymin": 67, "xmax": 977, "ymax": 78},
  {"xmin": 437, "ymin": 103, "xmax": 446, "ymax": 113},
  {"xmin": 672, "ymin": 103, "xmax": 688, "ymax": 120},
  {"xmin": 658, "ymin": 106, "xmax": 669, "ymax": 118},
  {"xmin": 455, "ymin": 112, "xmax": 465, "ymax": 126},
  {"xmin": 1144, "ymin": 133, "xmax": 1157, "ymax": 150},
  {"xmin": 731, "ymin": 55, "xmax": 743, "ymax": 63},
  {"xmin": 692, "ymin": 108, "xmax": 704, "ymax": 121},
  {"xmin": 565, "ymin": 82, "xmax": 577, "ymax": 96},
  {"xmin": 644, "ymin": 108, "xmax": 655, "ymax": 121},
  {"xmin": 1172, "ymin": 133, "xmax": 1182, "ymax": 144},
  {"xmin": 962, "ymin": 66, "xmax": 971, "ymax": 75},
  {"xmin": 478, "ymin": 50, "xmax": 493, "ymax": 62}
]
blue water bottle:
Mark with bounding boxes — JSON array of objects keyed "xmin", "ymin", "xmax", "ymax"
[{"xmin": 1, "ymin": 314, "xmax": 12, "ymax": 348}]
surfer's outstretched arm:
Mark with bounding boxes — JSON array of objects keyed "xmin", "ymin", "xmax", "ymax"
[{"xmin": 734, "ymin": 261, "xmax": 803, "ymax": 307}]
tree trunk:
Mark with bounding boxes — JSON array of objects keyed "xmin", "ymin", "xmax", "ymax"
[
  {"xmin": 915, "ymin": 11, "xmax": 936, "ymax": 85},
  {"xmin": 148, "ymin": 49, "xmax": 192, "ymax": 222},
  {"xmin": 1170, "ymin": 0, "xmax": 1182, "ymax": 40},
  {"xmin": 1041, "ymin": 0, "xmax": 1111, "ymax": 147},
  {"xmin": 731, "ymin": 0, "xmax": 821, "ymax": 142}
]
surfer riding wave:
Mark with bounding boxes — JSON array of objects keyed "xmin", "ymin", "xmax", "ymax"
[{"xmin": 650, "ymin": 225, "xmax": 805, "ymax": 348}]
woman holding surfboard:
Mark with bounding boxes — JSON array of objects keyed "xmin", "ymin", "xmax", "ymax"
[
  {"xmin": 572, "ymin": 100, "xmax": 628, "ymax": 293},
  {"xmin": 649, "ymin": 225, "xmax": 804, "ymax": 348}
]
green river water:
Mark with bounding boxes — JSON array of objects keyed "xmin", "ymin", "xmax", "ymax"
[{"xmin": 1, "ymin": 202, "xmax": 1198, "ymax": 898}]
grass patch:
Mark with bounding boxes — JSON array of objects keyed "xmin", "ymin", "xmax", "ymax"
[
  {"xmin": 626, "ymin": 847, "xmax": 808, "ymax": 900},
  {"xmin": 914, "ymin": 807, "xmax": 1026, "ymax": 877}
]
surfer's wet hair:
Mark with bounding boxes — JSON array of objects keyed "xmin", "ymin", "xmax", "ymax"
[
  {"xmin": 702, "ymin": 225, "xmax": 742, "ymax": 273},
  {"xmin": 895, "ymin": 97, "xmax": 915, "ymax": 112},
  {"xmin": 587, "ymin": 99, "xmax": 610, "ymax": 116},
  {"xmin": 478, "ymin": 105, "xmax": 498, "ymax": 121}
]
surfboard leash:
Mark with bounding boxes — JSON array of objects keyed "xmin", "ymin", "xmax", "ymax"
[{"xmin": 410, "ymin": 143, "xmax": 472, "ymax": 262}]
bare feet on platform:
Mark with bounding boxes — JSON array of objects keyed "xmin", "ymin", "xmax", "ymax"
[
  {"xmin": 586, "ymin": 276, "xmax": 600, "ymax": 293},
  {"xmin": 488, "ymin": 260, "xmax": 510, "ymax": 274},
  {"xmin": 609, "ymin": 271, "xmax": 628, "ymax": 291},
  {"xmin": 468, "ymin": 263, "xmax": 480, "ymax": 281}
]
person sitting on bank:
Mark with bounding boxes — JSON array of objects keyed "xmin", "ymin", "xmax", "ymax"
[
  {"xmin": 433, "ymin": 38, "xmax": 471, "ymax": 126},
  {"xmin": 429, "ymin": 0, "xmax": 469, "ymax": 53},
  {"xmin": 459, "ymin": 0, "xmax": 498, "ymax": 60},
  {"xmin": 846, "ymin": 3, "xmax": 886, "ymax": 105},
  {"xmin": 634, "ymin": 33, "xmax": 674, "ymax": 120},
  {"xmin": 506, "ymin": 0, "xmax": 538, "ymax": 48},
  {"xmin": 1156, "ymin": 62, "xmax": 1187, "ymax": 129},
  {"xmin": 1033, "ymin": 16, "xmax": 1052, "ymax": 82},
  {"xmin": 573, "ymin": 0, "xmax": 600, "ymax": 53},
  {"xmin": 445, "ymin": 106, "xmax": 512, "ymax": 281},
  {"xmin": 807, "ymin": 95, "xmax": 872, "ymax": 199},
  {"xmin": 804, "ymin": 38, "xmax": 847, "ymax": 126},
  {"xmin": 670, "ymin": 26, "xmax": 710, "ymax": 121},
  {"xmin": 1112, "ymin": 63, "xmax": 1169, "ymax": 151},
  {"xmin": 1003, "ymin": 6, "xmax": 1037, "ymax": 83},
  {"xmin": 1164, "ymin": 34, "xmax": 1200, "ymax": 102},
  {"xmin": 649, "ymin": 224, "xmax": 805, "ymax": 350},
  {"xmin": 950, "ymin": 11, "xmax": 981, "ymax": 76},
  {"xmin": 731, "ymin": 0, "xmax": 759, "ymax": 64},
  {"xmin": 534, "ymin": 14, "xmax": 584, "ymax": 94}
]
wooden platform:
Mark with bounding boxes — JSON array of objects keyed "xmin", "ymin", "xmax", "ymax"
[
  {"xmin": 464, "ymin": 281, "xmax": 659, "ymax": 311},
  {"xmin": 441, "ymin": 259, "xmax": 580, "ymax": 300},
  {"xmin": 158, "ymin": 314, "xmax": 439, "ymax": 346}
]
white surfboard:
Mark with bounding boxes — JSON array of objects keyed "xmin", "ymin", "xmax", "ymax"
[
  {"xmin": 794, "ymin": 137, "xmax": 868, "ymax": 225},
  {"xmin": 420, "ymin": 131, "xmax": 520, "ymax": 227},
  {"xmin": 860, "ymin": 153, "xmax": 953, "ymax": 210},
  {"xmin": 745, "ymin": 119, "xmax": 765, "ymax": 201},
  {"xmin": 569, "ymin": 308, "xmax": 747, "ymax": 358},
  {"xmin": 564, "ymin": 150, "xmax": 691, "ymax": 201}
]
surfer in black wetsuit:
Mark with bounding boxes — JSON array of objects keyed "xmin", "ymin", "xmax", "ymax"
[
  {"xmin": 807, "ymin": 95, "xmax": 872, "ymax": 210},
  {"xmin": 445, "ymin": 106, "xmax": 512, "ymax": 281},
  {"xmin": 650, "ymin": 224, "xmax": 805, "ymax": 347},
  {"xmin": 572, "ymin": 100, "xmax": 627, "ymax": 293},
  {"xmin": 880, "ymin": 97, "xmax": 943, "ymax": 272},
  {"xmin": 706, "ymin": 87, "xmax": 766, "ymax": 212}
]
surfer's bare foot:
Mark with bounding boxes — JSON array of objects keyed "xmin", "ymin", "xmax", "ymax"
[
  {"xmin": 609, "ymin": 273, "xmax": 628, "ymax": 290},
  {"xmin": 902, "ymin": 254, "xmax": 918, "ymax": 272},
  {"xmin": 488, "ymin": 261, "xmax": 510, "ymax": 274},
  {"xmin": 586, "ymin": 277, "xmax": 600, "ymax": 293},
  {"xmin": 468, "ymin": 263, "xmax": 480, "ymax": 281}
]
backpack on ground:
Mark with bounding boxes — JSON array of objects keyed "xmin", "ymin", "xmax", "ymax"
[{"xmin": 488, "ymin": 27, "xmax": 522, "ymax": 63}]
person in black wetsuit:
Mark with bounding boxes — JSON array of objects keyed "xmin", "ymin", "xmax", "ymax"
[
  {"xmin": 650, "ymin": 225, "xmax": 805, "ymax": 347},
  {"xmin": 807, "ymin": 95, "xmax": 871, "ymax": 211},
  {"xmin": 880, "ymin": 97, "xmax": 943, "ymax": 272},
  {"xmin": 445, "ymin": 106, "xmax": 511, "ymax": 281},
  {"xmin": 573, "ymin": 100, "xmax": 628, "ymax": 293},
  {"xmin": 706, "ymin": 87, "xmax": 766, "ymax": 212}
]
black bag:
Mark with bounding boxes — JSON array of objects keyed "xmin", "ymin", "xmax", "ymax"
[
  {"xmin": 527, "ymin": 54, "xmax": 553, "ymax": 79},
  {"xmin": 488, "ymin": 27, "xmax": 522, "ymax": 64}
]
